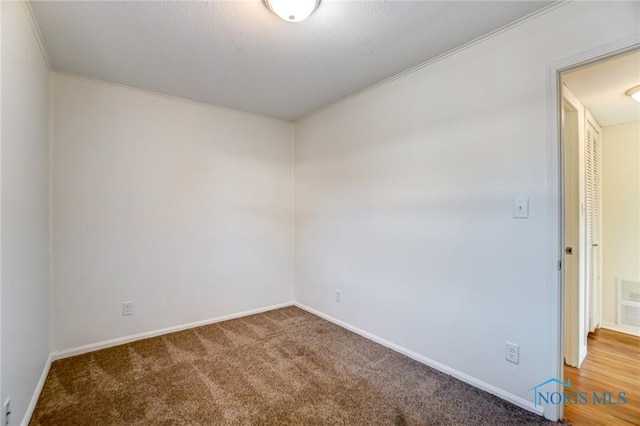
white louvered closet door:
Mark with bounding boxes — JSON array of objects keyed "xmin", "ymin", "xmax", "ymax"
[{"xmin": 585, "ymin": 117, "xmax": 601, "ymax": 333}]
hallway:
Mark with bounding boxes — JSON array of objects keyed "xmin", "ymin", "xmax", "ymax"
[{"xmin": 564, "ymin": 329, "xmax": 640, "ymax": 425}]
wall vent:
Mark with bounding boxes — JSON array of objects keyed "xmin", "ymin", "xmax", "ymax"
[{"xmin": 617, "ymin": 279, "xmax": 640, "ymax": 328}]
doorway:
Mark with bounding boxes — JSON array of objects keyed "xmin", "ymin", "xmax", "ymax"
[{"xmin": 559, "ymin": 48, "xmax": 640, "ymax": 425}]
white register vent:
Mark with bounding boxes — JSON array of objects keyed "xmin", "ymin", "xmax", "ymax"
[{"xmin": 617, "ymin": 279, "xmax": 640, "ymax": 328}]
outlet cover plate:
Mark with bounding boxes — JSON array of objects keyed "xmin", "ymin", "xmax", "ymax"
[
  {"xmin": 122, "ymin": 301, "xmax": 133, "ymax": 316},
  {"xmin": 505, "ymin": 341, "xmax": 519, "ymax": 364}
]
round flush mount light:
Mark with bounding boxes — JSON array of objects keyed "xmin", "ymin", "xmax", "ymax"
[
  {"xmin": 265, "ymin": 0, "xmax": 320, "ymax": 23},
  {"xmin": 626, "ymin": 85, "xmax": 640, "ymax": 103}
]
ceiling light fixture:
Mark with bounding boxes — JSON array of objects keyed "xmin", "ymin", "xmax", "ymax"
[
  {"xmin": 626, "ymin": 85, "xmax": 640, "ymax": 103},
  {"xmin": 265, "ymin": 0, "xmax": 320, "ymax": 23}
]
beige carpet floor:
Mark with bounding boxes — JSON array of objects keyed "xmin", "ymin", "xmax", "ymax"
[{"xmin": 31, "ymin": 306, "xmax": 560, "ymax": 425}]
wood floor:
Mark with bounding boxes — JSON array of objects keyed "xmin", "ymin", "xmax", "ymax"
[{"xmin": 564, "ymin": 328, "xmax": 640, "ymax": 425}]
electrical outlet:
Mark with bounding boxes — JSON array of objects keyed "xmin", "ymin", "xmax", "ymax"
[
  {"xmin": 505, "ymin": 342, "xmax": 519, "ymax": 364},
  {"xmin": 122, "ymin": 301, "xmax": 133, "ymax": 316},
  {"xmin": 335, "ymin": 289, "xmax": 342, "ymax": 303},
  {"xmin": 4, "ymin": 397, "xmax": 11, "ymax": 426}
]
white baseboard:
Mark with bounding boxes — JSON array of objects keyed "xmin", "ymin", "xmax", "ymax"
[
  {"xmin": 52, "ymin": 301, "xmax": 295, "ymax": 360},
  {"xmin": 601, "ymin": 322, "xmax": 640, "ymax": 337},
  {"xmin": 21, "ymin": 353, "xmax": 54, "ymax": 426},
  {"xmin": 578, "ymin": 344, "xmax": 588, "ymax": 367},
  {"xmin": 26, "ymin": 301, "xmax": 544, "ymax": 424},
  {"xmin": 23, "ymin": 302, "xmax": 295, "ymax": 424},
  {"xmin": 294, "ymin": 302, "xmax": 545, "ymax": 418}
]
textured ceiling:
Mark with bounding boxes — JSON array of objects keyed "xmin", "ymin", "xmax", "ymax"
[
  {"xmin": 563, "ymin": 49, "xmax": 640, "ymax": 127},
  {"xmin": 30, "ymin": 1, "xmax": 553, "ymax": 120}
]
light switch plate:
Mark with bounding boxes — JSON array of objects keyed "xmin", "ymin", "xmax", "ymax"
[{"xmin": 513, "ymin": 197, "xmax": 529, "ymax": 218}]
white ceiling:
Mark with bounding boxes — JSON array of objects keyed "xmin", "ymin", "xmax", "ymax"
[
  {"xmin": 30, "ymin": 0, "xmax": 553, "ymax": 121},
  {"xmin": 563, "ymin": 49, "xmax": 640, "ymax": 127}
]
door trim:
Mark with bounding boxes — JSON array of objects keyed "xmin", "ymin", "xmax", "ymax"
[{"xmin": 546, "ymin": 36, "xmax": 640, "ymax": 422}]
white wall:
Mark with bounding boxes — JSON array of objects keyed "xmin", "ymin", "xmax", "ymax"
[
  {"xmin": 601, "ymin": 121, "xmax": 640, "ymax": 329},
  {"xmin": 52, "ymin": 74, "xmax": 293, "ymax": 350},
  {"xmin": 1, "ymin": 2, "xmax": 52, "ymax": 424},
  {"xmin": 294, "ymin": 1, "xmax": 640, "ymax": 415}
]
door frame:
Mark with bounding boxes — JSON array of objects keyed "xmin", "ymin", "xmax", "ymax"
[{"xmin": 546, "ymin": 37, "xmax": 639, "ymax": 422}]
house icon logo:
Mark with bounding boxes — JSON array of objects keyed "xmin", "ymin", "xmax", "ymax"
[{"xmin": 527, "ymin": 378, "xmax": 573, "ymax": 407}]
